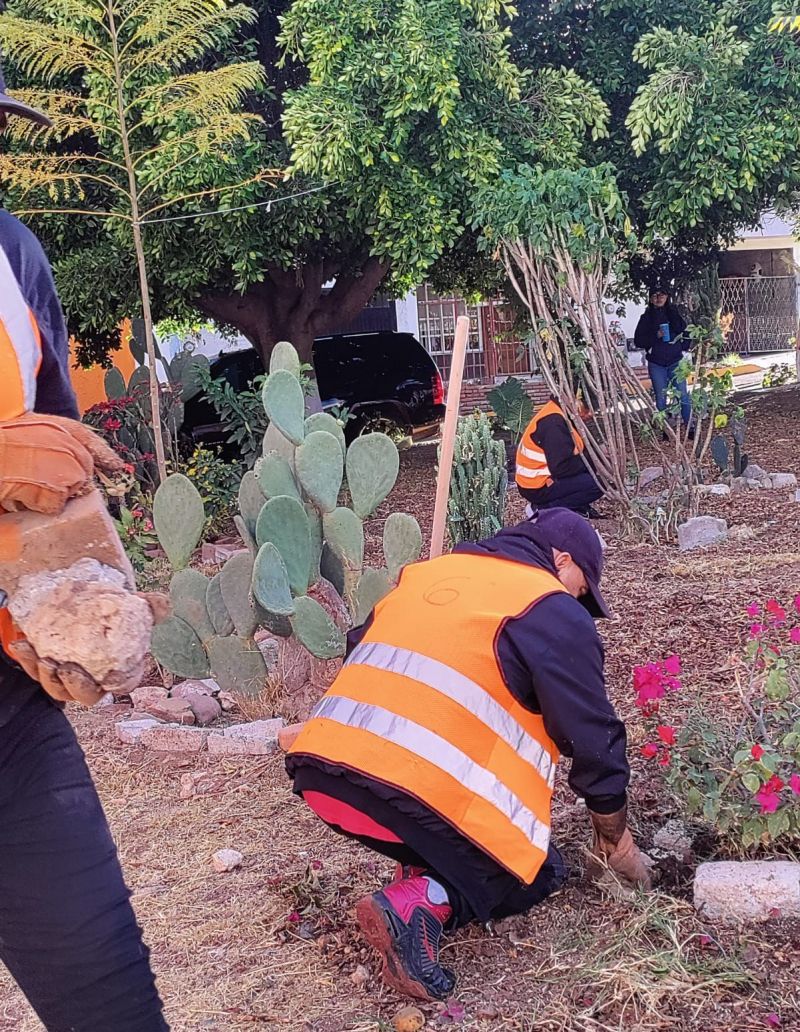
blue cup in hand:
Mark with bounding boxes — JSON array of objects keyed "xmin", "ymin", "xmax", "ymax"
[{"xmin": 659, "ymin": 322, "xmax": 671, "ymax": 343}]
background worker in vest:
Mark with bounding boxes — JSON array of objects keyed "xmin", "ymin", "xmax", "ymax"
[
  {"xmin": 0, "ymin": 69, "xmax": 169, "ymax": 1030},
  {"xmin": 515, "ymin": 394, "xmax": 604, "ymax": 518},
  {"xmin": 286, "ymin": 508, "xmax": 652, "ymax": 1002}
]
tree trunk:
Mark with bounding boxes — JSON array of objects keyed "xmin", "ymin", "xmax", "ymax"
[{"xmin": 197, "ymin": 257, "xmax": 391, "ymax": 371}]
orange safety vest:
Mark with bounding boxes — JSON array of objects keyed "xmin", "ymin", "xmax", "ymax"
[
  {"xmin": 515, "ymin": 400, "xmax": 584, "ymax": 491},
  {"xmin": 0, "ymin": 243, "xmax": 42, "ymax": 420},
  {"xmin": 290, "ymin": 552, "xmax": 567, "ymax": 884}
]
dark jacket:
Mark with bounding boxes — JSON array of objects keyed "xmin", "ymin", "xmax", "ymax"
[
  {"xmin": 634, "ymin": 302, "xmax": 688, "ymax": 368},
  {"xmin": 289, "ymin": 524, "xmax": 630, "ymax": 834},
  {"xmin": 0, "ymin": 210, "xmax": 81, "ymax": 727}
]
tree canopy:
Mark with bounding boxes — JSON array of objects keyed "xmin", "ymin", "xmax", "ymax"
[
  {"xmin": 1, "ymin": 0, "xmax": 606, "ymax": 366},
  {"xmin": 510, "ymin": 0, "xmax": 800, "ymax": 292}
]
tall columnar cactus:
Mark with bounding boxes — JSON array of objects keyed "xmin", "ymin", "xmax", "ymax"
[
  {"xmin": 444, "ymin": 411, "xmax": 508, "ymax": 546},
  {"xmin": 150, "ymin": 342, "xmax": 424, "ymax": 692}
]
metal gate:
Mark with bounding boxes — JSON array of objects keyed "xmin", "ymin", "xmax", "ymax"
[{"xmin": 720, "ymin": 275, "xmax": 797, "ymax": 353}]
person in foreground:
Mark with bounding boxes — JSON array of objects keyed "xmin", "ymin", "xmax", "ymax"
[
  {"xmin": 634, "ymin": 284, "xmax": 692, "ymax": 429},
  {"xmin": 515, "ymin": 395, "xmax": 603, "ymax": 517},
  {"xmin": 0, "ymin": 69, "xmax": 169, "ymax": 1030},
  {"xmin": 286, "ymin": 508, "xmax": 652, "ymax": 1001}
]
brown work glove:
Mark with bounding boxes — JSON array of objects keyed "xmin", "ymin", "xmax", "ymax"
[
  {"xmin": 0, "ymin": 413, "xmax": 124, "ymax": 515},
  {"xmin": 587, "ymin": 806, "xmax": 653, "ymax": 891},
  {"xmin": 7, "ymin": 591, "xmax": 171, "ymax": 707}
]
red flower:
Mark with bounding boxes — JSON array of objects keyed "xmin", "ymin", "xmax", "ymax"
[
  {"xmin": 749, "ymin": 623, "xmax": 766, "ymax": 638},
  {"xmin": 766, "ymin": 599, "xmax": 787, "ymax": 626},
  {"xmin": 751, "ymin": 744, "xmax": 765, "ymax": 761},
  {"xmin": 662, "ymin": 655, "xmax": 681, "ymax": 676},
  {"xmin": 122, "ymin": 463, "xmax": 135, "ymax": 474},
  {"xmin": 766, "ymin": 775, "xmax": 784, "ymax": 793},
  {"xmin": 746, "ymin": 602, "xmax": 761, "ymax": 618},
  {"xmin": 755, "ymin": 787, "xmax": 781, "ymax": 814},
  {"xmin": 790, "ymin": 627, "xmax": 800, "ymax": 645},
  {"xmin": 790, "ymin": 774, "xmax": 800, "ymax": 796},
  {"xmin": 657, "ymin": 725, "xmax": 676, "ymax": 746},
  {"xmin": 658, "ymin": 749, "xmax": 672, "ymax": 768},
  {"xmin": 102, "ymin": 417, "xmax": 122, "ymax": 431},
  {"xmin": 640, "ymin": 742, "xmax": 659, "ymax": 759}
]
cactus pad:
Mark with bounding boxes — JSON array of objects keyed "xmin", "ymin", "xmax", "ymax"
[
  {"xmin": 354, "ymin": 567, "xmax": 393, "ymax": 625},
  {"xmin": 323, "ymin": 507, "xmax": 364, "ymax": 571},
  {"xmin": 305, "ymin": 413, "xmax": 346, "ymax": 456},
  {"xmin": 220, "ymin": 552, "xmax": 260, "ymax": 639},
  {"xmin": 104, "ymin": 367, "xmax": 126, "ymax": 400},
  {"xmin": 320, "ymin": 544, "xmax": 346, "ymax": 597},
  {"xmin": 263, "ymin": 369, "xmax": 306, "ymax": 446},
  {"xmin": 290, "ymin": 595, "xmax": 346, "ymax": 659},
  {"xmin": 383, "ymin": 513, "xmax": 423, "ymax": 582},
  {"xmin": 305, "ymin": 503, "xmax": 323, "ymax": 584},
  {"xmin": 151, "ymin": 616, "xmax": 210, "ymax": 678},
  {"xmin": 269, "ymin": 340, "xmax": 302, "ymax": 378},
  {"xmin": 207, "ymin": 635, "xmax": 268, "ymax": 697},
  {"xmin": 252, "ymin": 543, "xmax": 295, "ymax": 616},
  {"xmin": 256, "ymin": 454, "xmax": 300, "ymax": 501},
  {"xmin": 238, "ymin": 470, "xmax": 267, "ymax": 537},
  {"xmin": 262, "ymin": 421, "xmax": 296, "ymax": 466},
  {"xmin": 234, "ymin": 515, "xmax": 257, "ymax": 557},
  {"xmin": 153, "ymin": 474, "xmax": 205, "ymax": 570},
  {"xmin": 170, "ymin": 568, "xmax": 215, "ymax": 642},
  {"xmin": 295, "ymin": 430, "xmax": 344, "ymax": 513},
  {"xmin": 255, "ymin": 496, "xmax": 311, "ymax": 595},
  {"xmin": 206, "ymin": 573, "xmax": 235, "ymax": 636},
  {"xmin": 346, "ymin": 433, "xmax": 399, "ymax": 519}
]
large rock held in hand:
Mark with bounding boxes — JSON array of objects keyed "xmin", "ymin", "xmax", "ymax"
[
  {"xmin": 9, "ymin": 558, "xmax": 152, "ymax": 688},
  {"xmin": 677, "ymin": 516, "xmax": 728, "ymax": 552},
  {"xmin": 694, "ymin": 861, "xmax": 800, "ymax": 923}
]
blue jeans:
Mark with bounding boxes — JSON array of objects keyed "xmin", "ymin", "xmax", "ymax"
[
  {"xmin": 0, "ymin": 685, "xmax": 168, "ymax": 1031},
  {"xmin": 649, "ymin": 360, "xmax": 692, "ymax": 424}
]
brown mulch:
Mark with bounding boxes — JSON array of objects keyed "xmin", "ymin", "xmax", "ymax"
[{"xmin": 2, "ymin": 386, "xmax": 800, "ymax": 1031}]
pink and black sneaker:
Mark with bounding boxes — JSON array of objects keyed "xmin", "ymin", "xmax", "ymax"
[{"xmin": 356, "ymin": 876, "xmax": 455, "ymax": 1001}]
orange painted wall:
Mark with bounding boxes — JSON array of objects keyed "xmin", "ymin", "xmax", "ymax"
[{"xmin": 69, "ymin": 320, "xmax": 136, "ymax": 415}]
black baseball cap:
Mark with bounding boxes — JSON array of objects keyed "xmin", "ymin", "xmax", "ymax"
[
  {"xmin": 528, "ymin": 507, "xmax": 611, "ymax": 619},
  {"xmin": 0, "ymin": 56, "xmax": 52, "ymax": 127}
]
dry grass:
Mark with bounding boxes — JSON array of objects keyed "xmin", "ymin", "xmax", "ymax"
[{"xmin": 2, "ymin": 386, "xmax": 800, "ymax": 1030}]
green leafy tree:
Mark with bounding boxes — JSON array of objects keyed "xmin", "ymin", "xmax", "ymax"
[
  {"xmin": 0, "ymin": 0, "xmax": 268, "ymax": 481},
  {"xmin": 511, "ymin": 0, "xmax": 800, "ymax": 294},
  {"xmin": 3, "ymin": 0, "xmax": 607, "ymax": 370}
]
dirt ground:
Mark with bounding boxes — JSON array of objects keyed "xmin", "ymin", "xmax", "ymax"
[{"xmin": 2, "ymin": 386, "xmax": 800, "ymax": 1031}]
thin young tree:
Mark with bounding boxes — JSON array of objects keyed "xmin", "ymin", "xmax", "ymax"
[{"xmin": 0, "ymin": 0, "xmax": 276, "ymax": 482}]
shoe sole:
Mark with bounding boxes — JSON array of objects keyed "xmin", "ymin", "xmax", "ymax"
[{"xmin": 355, "ymin": 895, "xmax": 436, "ymax": 1002}]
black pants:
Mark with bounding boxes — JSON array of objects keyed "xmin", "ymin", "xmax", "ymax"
[
  {"xmin": 293, "ymin": 764, "xmax": 568, "ymax": 927},
  {"xmin": 520, "ymin": 470, "xmax": 603, "ymax": 515},
  {"xmin": 0, "ymin": 685, "xmax": 168, "ymax": 1031}
]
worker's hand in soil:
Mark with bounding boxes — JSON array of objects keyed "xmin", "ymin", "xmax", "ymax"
[
  {"xmin": 0, "ymin": 412, "xmax": 124, "ymax": 515},
  {"xmin": 587, "ymin": 806, "xmax": 654, "ymax": 891},
  {"xmin": 7, "ymin": 592, "xmax": 171, "ymax": 707}
]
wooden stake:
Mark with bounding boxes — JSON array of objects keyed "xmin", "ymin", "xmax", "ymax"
[{"xmin": 429, "ymin": 315, "xmax": 470, "ymax": 559}]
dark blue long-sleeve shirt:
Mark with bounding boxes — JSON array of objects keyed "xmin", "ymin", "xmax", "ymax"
[{"xmin": 0, "ymin": 209, "xmax": 79, "ymax": 419}]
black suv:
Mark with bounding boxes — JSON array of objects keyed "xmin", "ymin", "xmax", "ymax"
[{"xmin": 183, "ymin": 331, "xmax": 445, "ymax": 448}]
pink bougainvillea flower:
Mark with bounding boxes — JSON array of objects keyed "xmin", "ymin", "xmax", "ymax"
[
  {"xmin": 765, "ymin": 1014, "xmax": 781, "ymax": 1028},
  {"xmin": 794, "ymin": 595, "xmax": 800, "ymax": 615},
  {"xmin": 662, "ymin": 655, "xmax": 681, "ymax": 676},
  {"xmin": 640, "ymin": 742, "xmax": 659, "ymax": 759},
  {"xmin": 286, "ymin": 911, "xmax": 301, "ymax": 924},
  {"xmin": 746, "ymin": 602, "xmax": 761, "ymax": 618},
  {"xmin": 657, "ymin": 725, "xmax": 677, "ymax": 746},
  {"xmin": 749, "ymin": 623, "xmax": 766, "ymax": 638},
  {"xmin": 766, "ymin": 599, "xmax": 787, "ymax": 625},
  {"xmin": 658, "ymin": 750, "xmax": 672, "ymax": 768},
  {"xmin": 756, "ymin": 787, "xmax": 782, "ymax": 814},
  {"xmin": 790, "ymin": 774, "xmax": 800, "ymax": 796},
  {"xmin": 751, "ymin": 744, "xmax": 765, "ymax": 761},
  {"xmin": 790, "ymin": 627, "xmax": 800, "ymax": 645}
]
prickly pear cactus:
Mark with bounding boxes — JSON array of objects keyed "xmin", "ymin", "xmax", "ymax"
[
  {"xmin": 153, "ymin": 474, "xmax": 205, "ymax": 570},
  {"xmin": 444, "ymin": 412, "xmax": 507, "ymax": 546},
  {"xmin": 151, "ymin": 341, "xmax": 424, "ymax": 703}
]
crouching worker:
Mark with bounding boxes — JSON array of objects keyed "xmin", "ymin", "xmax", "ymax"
[
  {"xmin": 286, "ymin": 508, "xmax": 651, "ymax": 1001},
  {"xmin": 516, "ymin": 396, "xmax": 603, "ymax": 517}
]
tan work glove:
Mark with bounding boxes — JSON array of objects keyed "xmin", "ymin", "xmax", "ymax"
[
  {"xmin": 7, "ymin": 591, "xmax": 171, "ymax": 707},
  {"xmin": 587, "ymin": 806, "xmax": 653, "ymax": 891},
  {"xmin": 0, "ymin": 413, "xmax": 124, "ymax": 514}
]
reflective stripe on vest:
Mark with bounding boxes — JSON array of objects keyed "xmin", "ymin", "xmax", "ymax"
[
  {"xmin": 515, "ymin": 400, "xmax": 583, "ymax": 491},
  {"xmin": 0, "ymin": 244, "xmax": 41, "ymax": 419},
  {"xmin": 290, "ymin": 552, "xmax": 566, "ymax": 883}
]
